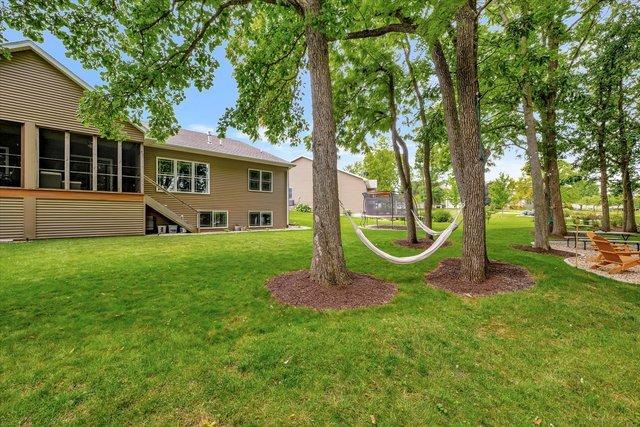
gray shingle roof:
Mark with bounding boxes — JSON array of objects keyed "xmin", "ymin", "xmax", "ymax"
[{"xmin": 157, "ymin": 128, "xmax": 292, "ymax": 167}]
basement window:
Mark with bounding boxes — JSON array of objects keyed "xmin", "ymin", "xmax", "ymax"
[
  {"xmin": 0, "ymin": 120, "xmax": 21, "ymax": 188},
  {"xmin": 249, "ymin": 211, "xmax": 272, "ymax": 227},
  {"xmin": 198, "ymin": 210, "xmax": 228, "ymax": 228}
]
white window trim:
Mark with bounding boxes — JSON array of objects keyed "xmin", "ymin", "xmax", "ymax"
[
  {"xmin": 248, "ymin": 210, "xmax": 273, "ymax": 228},
  {"xmin": 156, "ymin": 156, "xmax": 210, "ymax": 195},
  {"xmin": 198, "ymin": 210, "xmax": 228, "ymax": 229},
  {"xmin": 247, "ymin": 168, "xmax": 273, "ymax": 193}
]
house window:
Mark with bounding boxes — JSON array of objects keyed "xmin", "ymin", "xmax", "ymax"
[
  {"xmin": 214, "ymin": 211, "xmax": 228, "ymax": 228},
  {"xmin": 122, "ymin": 141, "xmax": 141, "ymax": 192},
  {"xmin": 157, "ymin": 157, "xmax": 209, "ymax": 194},
  {"xmin": 249, "ymin": 211, "xmax": 272, "ymax": 227},
  {"xmin": 38, "ymin": 131, "xmax": 140, "ymax": 192},
  {"xmin": 69, "ymin": 133, "xmax": 93, "ymax": 190},
  {"xmin": 198, "ymin": 210, "xmax": 228, "ymax": 228},
  {"xmin": 97, "ymin": 138, "xmax": 118, "ymax": 192},
  {"xmin": 0, "ymin": 120, "xmax": 21, "ymax": 188},
  {"xmin": 198, "ymin": 211, "xmax": 212, "ymax": 228},
  {"xmin": 248, "ymin": 169, "xmax": 272, "ymax": 192},
  {"xmin": 39, "ymin": 129, "xmax": 66, "ymax": 189}
]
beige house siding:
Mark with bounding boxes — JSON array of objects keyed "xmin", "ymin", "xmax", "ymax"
[
  {"xmin": 0, "ymin": 46, "xmax": 147, "ymax": 240},
  {"xmin": 144, "ymin": 146, "xmax": 288, "ymax": 229},
  {"xmin": 289, "ymin": 157, "xmax": 367, "ymax": 214},
  {"xmin": 0, "ymin": 197, "xmax": 25, "ymax": 240},
  {"xmin": 0, "ymin": 49, "xmax": 144, "ymax": 142},
  {"xmin": 35, "ymin": 199, "xmax": 144, "ymax": 239}
]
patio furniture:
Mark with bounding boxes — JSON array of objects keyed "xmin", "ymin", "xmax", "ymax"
[
  {"xmin": 564, "ymin": 230, "xmax": 640, "ymax": 250},
  {"xmin": 586, "ymin": 232, "xmax": 640, "ymax": 274}
]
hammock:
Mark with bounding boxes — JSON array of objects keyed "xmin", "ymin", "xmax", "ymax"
[
  {"xmin": 411, "ymin": 210, "xmax": 441, "ymax": 236},
  {"xmin": 343, "ymin": 208, "xmax": 463, "ymax": 265}
]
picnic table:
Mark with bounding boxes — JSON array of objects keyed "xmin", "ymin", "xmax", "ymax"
[{"xmin": 564, "ymin": 230, "xmax": 640, "ymax": 250}]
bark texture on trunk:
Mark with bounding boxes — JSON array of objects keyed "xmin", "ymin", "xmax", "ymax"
[
  {"xmin": 541, "ymin": 115, "xmax": 566, "ymax": 236},
  {"xmin": 523, "ymin": 80, "xmax": 550, "ymax": 250},
  {"xmin": 430, "ymin": 0, "xmax": 488, "ymax": 283},
  {"xmin": 305, "ymin": 0, "xmax": 350, "ymax": 285},
  {"xmin": 540, "ymin": 28, "xmax": 566, "ymax": 236},
  {"xmin": 387, "ymin": 71, "xmax": 418, "ymax": 243},
  {"xmin": 454, "ymin": 1, "xmax": 487, "ymax": 282},
  {"xmin": 596, "ymin": 122, "xmax": 611, "ymax": 231}
]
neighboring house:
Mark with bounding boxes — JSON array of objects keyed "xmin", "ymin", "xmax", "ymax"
[
  {"xmin": 288, "ymin": 156, "xmax": 377, "ymax": 214},
  {"xmin": 0, "ymin": 40, "xmax": 292, "ymax": 240}
]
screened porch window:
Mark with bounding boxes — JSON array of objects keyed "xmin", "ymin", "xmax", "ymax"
[
  {"xmin": 122, "ymin": 141, "xmax": 141, "ymax": 192},
  {"xmin": 0, "ymin": 120, "xmax": 21, "ymax": 188},
  {"xmin": 39, "ymin": 129, "xmax": 65, "ymax": 189},
  {"xmin": 97, "ymin": 138, "xmax": 118, "ymax": 192},
  {"xmin": 156, "ymin": 157, "xmax": 209, "ymax": 194},
  {"xmin": 69, "ymin": 133, "xmax": 93, "ymax": 190},
  {"xmin": 38, "ymin": 130, "xmax": 140, "ymax": 193}
]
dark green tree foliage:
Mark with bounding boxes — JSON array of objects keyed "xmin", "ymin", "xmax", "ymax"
[{"xmin": 345, "ymin": 139, "xmax": 399, "ymax": 192}]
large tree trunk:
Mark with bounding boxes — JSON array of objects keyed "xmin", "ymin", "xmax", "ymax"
[
  {"xmin": 617, "ymin": 79, "xmax": 638, "ymax": 233},
  {"xmin": 305, "ymin": 0, "xmax": 350, "ymax": 285},
  {"xmin": 523, "ymin": 80, "xmax": 550, "ymax": 250},
  {"xmin": 454, "ymin": 1, "xmax": 488, "ymax": 282},
  {"xmin": 387, "ymin": 71, "xmax": 418, "ymax": 243},
  {"xmin": 430, "ymin": 0, "xmax": 487, "ymax": 283},
  {"xmin": 542, "ymin": 116, "xmax": 566, "ymax": 236},
  {"xmin": 621, "ymin": 166, "xmax": 637, "ymax": 232},
  {"xmin": 596, "ymin": 121, "xmax": 611, "ymax": 231},
  {"xmin": 402, "ymin": 39, "xmax": 433, "ymax": 238},
  {"xmin": 540, "ymin": 28, "xmax": 566, "ymax": 236}
]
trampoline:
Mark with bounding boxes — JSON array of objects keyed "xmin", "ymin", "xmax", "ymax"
[{"xmin": 361, "ymin": 191, "xmax": 407, "ymax": 228}]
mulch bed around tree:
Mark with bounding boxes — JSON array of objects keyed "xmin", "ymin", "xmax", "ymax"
[
  {"xmin": 266, "ymin": 270, "xmax": 397, "ymax": 310},
  {"xmin": 425, "ymin": 258, "xmax": 534, "ymax": 297},
  {"xmin": 394, "ymin": 238, "xmax": 451, "ymax": 250},
  {"xmin": 513, "ymin": 244, "xmax": 575, "ymax": 258}
]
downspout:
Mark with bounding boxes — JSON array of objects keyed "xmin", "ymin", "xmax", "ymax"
[{"xmin": 286, "ymin": 167, "xmax": 290, "ymax": 227}]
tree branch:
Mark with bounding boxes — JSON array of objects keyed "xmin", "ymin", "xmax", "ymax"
[{"xmin": 338, "ymin": 22, "xmax": 418, "ymax": 41}]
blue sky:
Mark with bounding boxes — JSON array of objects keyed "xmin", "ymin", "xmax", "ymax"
[{"xmin": 4, "ymin": 30, "xmax": 524, "ymax": 180}]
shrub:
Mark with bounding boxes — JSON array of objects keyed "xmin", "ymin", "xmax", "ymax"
[
  {"xmin": 294, "ymin": 203, "xmax": 312, "ymax": 213},
  {"xmin": 610, "ymin": 213, "xmax": 623, "ymax": 228},
  {"xmin": 432, "ymin": 209, "xmax": 452, "ymax": 223}
]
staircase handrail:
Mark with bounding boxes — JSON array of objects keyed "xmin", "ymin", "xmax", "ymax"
[{"xmin": 144, "ymin": 175, "xmax": 200, "ymax": 231}]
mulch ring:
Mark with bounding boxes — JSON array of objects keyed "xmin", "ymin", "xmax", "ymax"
[
  {"xmin": 425, "ymin": 258, "xmax": 534, "ymax": 297},
  {"xmin": 394, "ymin": 238, "xmax": 451, "ymax": 250},
  {"xmin": 266, "ymin": 270, "xmax": 397, "ymax": 310},
  {"xmin": 513, "ymin": 244, "xmax": 575, "ymax": 258}
]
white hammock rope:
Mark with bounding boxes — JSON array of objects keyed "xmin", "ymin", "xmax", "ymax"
[
  {"xmin": 411, "ymin": 210, "xmax": 441, "ymax": 236},
  {"xmin": 342, "ymin": 204, "xmax": 463, "ymax": 265}
]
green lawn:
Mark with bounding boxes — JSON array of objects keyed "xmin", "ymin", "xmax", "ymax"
[{"xmin": 1, "ymin": 212, "xmax": 638, "ymax": 425}]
